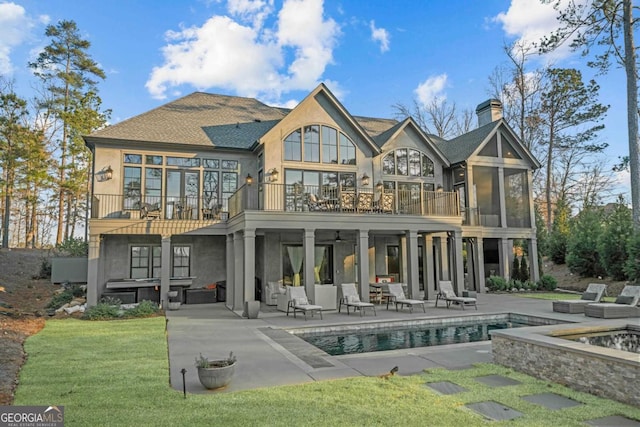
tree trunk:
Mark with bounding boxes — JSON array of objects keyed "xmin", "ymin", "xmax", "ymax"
[{"xmin": 623, "ymin": 0, "xmax": 640, "ymax": 229}]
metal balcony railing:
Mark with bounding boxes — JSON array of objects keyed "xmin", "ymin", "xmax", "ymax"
[{"xmin": 91, "ymin": 194, "xmax": 229, "ymax": 221}]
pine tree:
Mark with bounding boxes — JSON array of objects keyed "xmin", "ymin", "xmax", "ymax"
[
  {"xmin": 598, "ymin": 196, "xmax": 632, "ymax": 280},
  {"xmin": 566, "ymin": 206, "xmax": 606, "ymax": 277},
  {"xmin": 548, "ymin": 197, "xmax": 571, "ymax": 264},
  {"xmin": 511, "ymin": 256, "xmax": 521, "ymax": 281},
  {"xmin": 519, "ymin": 256, "xmax": 529, "ymax": 282}
]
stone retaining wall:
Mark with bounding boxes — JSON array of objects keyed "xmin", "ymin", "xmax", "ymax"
[{"xmin": 492, "ymin": 333, "xmax": 639, "ymax": 407}]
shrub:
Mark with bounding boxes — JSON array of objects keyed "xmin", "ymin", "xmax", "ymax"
[
  {"xmin": 33, "ymin": 258, "xmax": 51, "ymax": 279},
  {"xmin": 127, "ymin": 300, "xmax": 159, "ymax": 317},
  {"xmin": 511, "ymin": 257, "xmax": 520, "ymax": 281},
  {"xmin": 486, "ymin": 275, "xmax": 508, "ymax": 292},
  {"xmin": 56, "ymin": 237, "xmax": 88, "ymax": 256},
  {"xmin": 537, "ymin": 275, "xmax": 557, "ymax": 291},
  {"xmin": 83, "ymin": 303, "xmax": 122, "ymax": 320},
  {"xmin": 46, "ymin": 285, "xmax": 84, "ymax": 310},
  {"xmin": 519, "ymin": 256, "xmax": 530, "ymax": 282},
  {"xmin": 624, "ymin": 230, "xmax": 640, "ymax": 283}
]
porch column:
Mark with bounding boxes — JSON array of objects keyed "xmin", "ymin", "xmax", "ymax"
[
  {"xmin": 498, "ymin": 166, "xmax": 507, "ymax": 228},
  {"xmin": 303, "ymin": 229, "xmax": 315, "ymax": 302},
  {"xmin": 406, "ymin": 230, "xmax": 419, "ymax": 299},
  {"xmin": 528, "ymin": 238, "xmax": 540, "ymax": 283},
  {"xmin": 423, "ymin": 234, "xmax": 435, "ymax": 300},
  {"xmin": 499, "ymin": 238, "xmax": 510, "ymax": 279},
  {"xmin": 87, "ymin": 234, "xmax": 100, "ymax": 306},
  {"xmin": 243, "ymin": 229, "xmax": 256, "ymax": 302},
  {"xmin": 233, "ymin": 231, "xmax": 244, "ymax": 311},
  {"xmin": 474, "ymin": 238, "xmax": 486, "ymax": 293},
  {"xmin": 466, "ymin": 165, "xmax": 476, "ymax": 225},
  {"xmin": 439, "ymin": 234, "xmax": 450, "ymax": 280},
  {"xmin": 225, "ymin": 234, "xmax": 235, "ymax": 310},
  {"xmin": 160, "ymin": 235, "xmax": 171, "ymax": 309},
  {"xmin": 452, "ymin": 230, "xmax": 464, "ymax": 294},
  {"xmin": 357, "ymin": 229, "xmax": 370, "ymax": 302}
]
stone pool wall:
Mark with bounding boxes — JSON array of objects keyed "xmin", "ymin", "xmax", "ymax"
[{"xmin": 492, "ymin": 322, "xmax": 640, "ymax": 407}]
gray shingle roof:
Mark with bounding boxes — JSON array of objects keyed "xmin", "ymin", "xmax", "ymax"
[
  {"xmin": 435, "ymin": 121, "xmax": 499, "ymax": 164},
  {"xmin": 202, "ymin": 120, "xmax": 280, "ymax": 149},
  {"xmin": 89, "ymin": 92, "xmax": 287, "ymax": 146}
]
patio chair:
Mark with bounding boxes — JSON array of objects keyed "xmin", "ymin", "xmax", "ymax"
[
  {"xmin": 339, "ymin": 283, "xmax": 376, "ymax": 316},
  {"xmin": 386, "ymin": 283, "xmax": 426, "ymax": 313},
  {"xmin": 286, "ymin": 286, "xmax": 323, "ymax": 320},
  {"xmin": 140, "ymin": 203, "xmax": 161, "ymax": 219},
  {"xmin": 265, "ymin": 281, "xmax": 285, "ymax": 306},
  {"xmin": 552, "ymin": 283, "xmax": 607, "ymax": 314},
  {"xmin": 307, "ymin": 193, "xmax": 329, "ymax": 211},
  {"xmin": 435, "ymin": 280, "xmax": 477, "ymax": 310},
  {"xmin": 584, "ymin": 285, "xmax": 640, "ymax": 319}
]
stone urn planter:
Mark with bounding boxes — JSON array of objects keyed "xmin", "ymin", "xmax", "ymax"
[{"xmin": 195, "ymin": 352, "xmax": 236, "ymax": 390}]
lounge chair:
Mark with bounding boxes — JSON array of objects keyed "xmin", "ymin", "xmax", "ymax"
[
  {"xmin": 435, "ymin": 281, "xmax": 477, "ymax": 310},
  {"xmin": 552, "ymin": 283, "xmax": 607, "ymax": 314},
  {"xmin": 286, "ymin": 286, "xmax": 323, "ymax": 320},
  {"xmin": 265, "ymin": 281, "xmax": 285, "ymax": 306},
  {"xmin": 386, "ymin": 283, "xmax": 426, "ymax": 313},
  {"xmin": 339, "ymin": 283, "xmax": 376, "ymax": 316},
  {"xmin": 584, "ymin": 285, "xmax": 640, "ymax": 319}
]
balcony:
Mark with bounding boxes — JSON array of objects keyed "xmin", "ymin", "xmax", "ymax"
[
  {"xmin": 91, "ymin": 184, "xmax": 460, "ymax": 221},
  {"xmin": 229, "ymin": 183, "xmax": 460, "ymax": 219}
]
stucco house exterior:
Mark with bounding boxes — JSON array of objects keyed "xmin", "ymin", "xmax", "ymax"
[{"xmin": 83, "ymin": 84, "xmax": 540, "ymax": 312}]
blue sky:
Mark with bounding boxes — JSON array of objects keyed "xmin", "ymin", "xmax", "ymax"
[{"xmin": 1, "ymin": 0, "xmax": 632, "ymax": 197}]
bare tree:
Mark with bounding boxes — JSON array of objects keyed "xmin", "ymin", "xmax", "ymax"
[{"xmin": 393, "ymin": 98, "xmax": 473, "ymax": 139}]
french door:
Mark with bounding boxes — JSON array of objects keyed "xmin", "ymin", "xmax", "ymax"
[{"xmin": 166, "ymin": 170, "xmax": 199, "ymax": 219}]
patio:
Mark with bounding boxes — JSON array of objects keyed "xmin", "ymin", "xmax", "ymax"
[{"xmin": 165, "ymin": 293, "xmax": 614, "ymax": 394}]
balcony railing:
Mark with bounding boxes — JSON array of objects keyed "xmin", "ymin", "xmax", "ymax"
[
  {"xmin": 229, "ymin": 183, "xmax": 460, "ymax": 219},
  {"xmin": 91, "ymin": 194, "xmax": 229, "ymax": 221}
]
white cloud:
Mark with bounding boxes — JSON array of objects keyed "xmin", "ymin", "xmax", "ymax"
[
  {"xmin": 493, "ymin": 0, "xmax": 580, "ymax": 62},
  {"xmin": 415, "ymin": 74, "xmax": 448, "ymax": 106},
  {"xmin": 369, "ymin": 20, "xmax": 389, "ymax": 53},
  {"xmin": 146, "ymin": 0, "xmax": 340, "ymax": 101},
  {"xmin": 0, "ymin": 2, "xmax": 36, "ymax": 75}
]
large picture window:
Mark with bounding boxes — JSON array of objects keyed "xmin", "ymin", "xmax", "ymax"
[
  {"xmin": 382, "ymin": 149, "xmax": 434, "ymax": 177},
  {"xmin": 284, "ymin": 125, "xmax": 356, "ymax": 165}
]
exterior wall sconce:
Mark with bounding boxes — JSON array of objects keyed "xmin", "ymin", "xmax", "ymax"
[
  {"xmin": 97, "ymin": 165, "xmax": 113, "ymax": 182},
  {"xmin": 268, "ymin": 168, "xmax": 279, "ymax": 182},
  {"xmin": 245, "ymin": 174, "xmax": 254, "ymax": 185},
  {"xmin": 375, "ymin": 180, "xmax": 384, "ymax": 191},
  {"xmin": 436, "ymin": 184, "xmax": 444, "ymax": 192},
  {"xmin": 361, "ymin": 173, "xmax": 370, "ymax": 186}
]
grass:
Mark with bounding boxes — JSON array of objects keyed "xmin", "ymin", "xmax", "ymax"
[{"xmin": 15, "ymin": 318, "xmax": 640, "ymax": 426}]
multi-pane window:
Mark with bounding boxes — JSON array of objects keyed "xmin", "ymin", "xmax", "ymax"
[
  {"xmin": 284, "ymin": 125, "xmax": 356, "ymax": 165},
  {"xmin": 382, "ymin": 149, "xmax": 434, "ymax": 177},
  {"xmin": 144, "ymin": 168, "xmax": 162, "ymax": 207},
  {"xmin": 166, "ymin": 157, "xmax": 200, "ymax": 167},
  {"xmin": 203, "ymin": 171, "xmax": 219, "ymax": 208},
  {"xmin": 130, "ymin": 245, "xmax": 161, "ymax": 279},
  {"xmin": 304, "ymin": 125, "xmax": 320, "ymax": 162},
  {"xmin": 172, "ymin": 246, "xmax": 191, "ymax": 277},
  {"xmin": 221, "ymin": 172, "xmax": 238, "ymax": 207},
  {"xmin": 123, "ymin": 166, "xmax": 141, "ymax": 209}
]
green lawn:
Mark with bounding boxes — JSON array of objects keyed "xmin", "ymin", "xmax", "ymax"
[{"xmin": 14, "ymin": 318, "xmax": 640, "ymax": 426}]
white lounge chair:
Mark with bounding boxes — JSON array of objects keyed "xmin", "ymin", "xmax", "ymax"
[
  {"xmin": 339, "ymin": 283, "xmax": 376, "ymax": 316},
  {"xmin": 265, "ymin": 281, "xmax": 285, "ymax": 306},
  {"xmin": 286, "ymin": 286, "xmax": 323, "ymax": 320},
  {"xmin": 386, "ymin": 283, "xmax": 426, "ymax": 313},
  {"xmin": 584, "ymin": 285, "xmax": 640, "ymax": 319},
  {"xmin": 552, "ymin": 283, "xmax": 607, "ymax": 314},
  {"xmin": 436, "ymin": 281, "xmax": 477, "ymax": 310}
]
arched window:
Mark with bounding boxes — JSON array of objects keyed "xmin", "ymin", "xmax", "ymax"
[
  {"xmin": 382, "ymin": 149, "xmax": 434, "ymax": 177},
  {"xmin": 283, "ymin": 125, "xmax": 356, "ymax": 165}
]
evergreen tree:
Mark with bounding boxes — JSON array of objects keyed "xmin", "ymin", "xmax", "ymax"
[
  {"xmin": 566, "ymin": 206, "xmax": 606, "ymax": 277},
  {"xmin": 548, "ymin": 197, "xmax": 571, "ymax": 264},
  {"xmin": 598, "ymin": 196, "xmax": 632, "ymax": 280},
  {"xmin": 29, "ymin": 20, "xmax": 106, "ymax": 244},
  {"xmin": 511, "ymin": 256, "xmax": 521, "ymax": 281},
  {"xmin": 519, "ymin": 256, "xmax": 529, "ymax": 282}
]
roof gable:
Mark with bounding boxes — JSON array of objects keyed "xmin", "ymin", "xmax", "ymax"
[{"xmin": 376, "ymin": 117, "xmax": 450, "ymax": 166}]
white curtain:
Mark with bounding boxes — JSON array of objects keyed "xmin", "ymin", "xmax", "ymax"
[
  {"xmin": 314, "ymin": 247, "xmax": 325, "ymax": 283},
  {"xmin": 287, "ymin": 246, "xmax": 303, "ymax": 286}
]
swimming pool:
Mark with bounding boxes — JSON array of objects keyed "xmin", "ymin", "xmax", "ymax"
[{"xmin": 291, "ymin": 314, "xmax": 566, "ymax": 356}]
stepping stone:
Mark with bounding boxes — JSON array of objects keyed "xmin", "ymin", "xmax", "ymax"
[
  {"xmin": 586, "ymin": 415, "xmax": 640, "ymax": 427},
  {"xmin": 466, "ymin": 401, "xmax": 523, "ymax": 421},
  {"xmin": 474, "ymin": 374, "xmax": 521, "ymax": 387},
  {"xmin": 425, "ymin": 381, "xmax": 467, "ymax": 395},
  {"xmin": 522, "ymin": 393, "xmax": 582, "ymax": 410}
]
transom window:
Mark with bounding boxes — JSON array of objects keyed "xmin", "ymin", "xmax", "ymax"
[
  {"xmin": 382, "ymin": 149, "xmax": 434, "ymax": 177},
  {"xmin": 284, "ymin": 125, "xmax": 356, "ymax": 165}
]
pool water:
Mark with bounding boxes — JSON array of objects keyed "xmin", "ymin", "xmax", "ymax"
[{"xmin": 299, "ymin": 319, "xmax": 529, "ymax": 356}]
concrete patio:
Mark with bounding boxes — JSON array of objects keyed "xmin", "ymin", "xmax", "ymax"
[{"xmin": 165, "ymin": 293, "xmax": 631, "ymax": 395}]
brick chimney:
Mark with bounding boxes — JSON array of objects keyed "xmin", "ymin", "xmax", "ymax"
[{"xmin": 476, "ymin": 99, "xmax": 503, "ymax": 127}]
